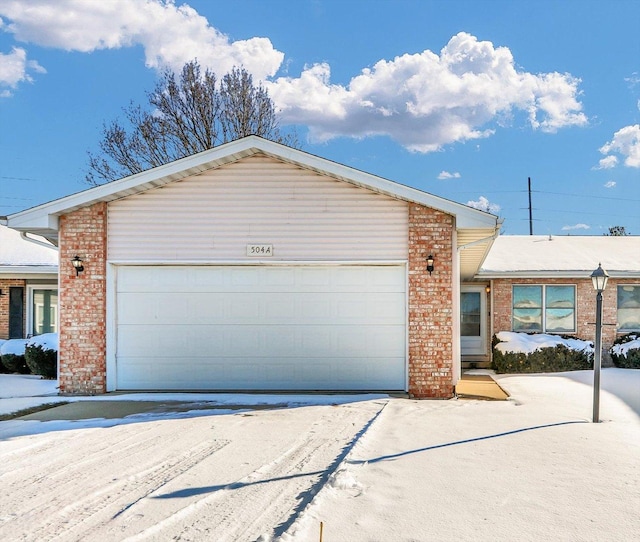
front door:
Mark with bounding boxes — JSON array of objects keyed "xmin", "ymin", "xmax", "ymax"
[{"xmin": 460, "ymin": 286, "xmax": 487, "ymax": 357}]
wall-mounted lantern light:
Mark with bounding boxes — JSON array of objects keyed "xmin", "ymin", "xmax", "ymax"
[
  {"xmin": 485, "ymin": 285, "xmax": 491, "ymax": 294},
  {"xmin": 71, "ymin": 255, "xmax": 84, "ymax": 276},
  {"xmin": 0, "ymin": 289, "xmax": 5, "ymax": 296},
  {"xmin": 590, "ymin": 262, "xmax": 609, "ymax": 423},
  {"xmin": 426, "ymin": 254, "xmax": 435, "ymax": 276}
]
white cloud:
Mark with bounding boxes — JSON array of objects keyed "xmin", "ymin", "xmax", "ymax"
[
  {"xmin": 269, "ymin": 32, "xmax": 587, "ymax": 151},
  {"xmin": 625, "ymin": 72, "xmax": 640, "ymax": 88},
  {"xmin": 562, "ymin": 223, "xmax": 590, "ymax": 231},
  {"xmin": 437, "ymin": 170, "xmax": 461, "ymax": 180},
  {"xmin": 466, "ymin": 196, "xmax": 500, "ymax": 214},
  {"xmin": 0, "ymin": 0, "xmax": 283, "ymax": 79},
  {"xmin": 0, "ymin": 4, "xmax": 587, "ymax": 152},
  {"xmin": 604, "ymin": 180, "xmax": 616, "ymax": 188},
  {"xmin": 599, "ymin": 125, "xmax": 640, "ymax": 168},
  {"xmin": 594, "ymin": 155, "xmax": 618, "ymax": 169},
  {"xmin": 0, "ymin": 46, "xmax": 45, "ymax": 96}
]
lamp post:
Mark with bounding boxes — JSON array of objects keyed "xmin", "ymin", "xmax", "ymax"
[{"xmin": 590, "ymin": 263, "xmax": 609, "ymax": 423}]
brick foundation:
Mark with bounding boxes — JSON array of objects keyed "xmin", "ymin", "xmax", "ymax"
[
  {"xmin": 407, "ymin": 205, "xmax": 455, "ymax": 398},
  {"xmin": 58, "ymin": 202, "xmax": 107, "ymax": 394}
]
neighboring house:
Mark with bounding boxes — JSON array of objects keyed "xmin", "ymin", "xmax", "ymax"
[
  {"xmin": 5, "ymin": 136, "xmax": 500, "ymax": 397},
  {"xmin": 468, "ymin": 235, "xmax": 640, "ymax": 367},
  {"xmin": 0, "ymin": 224, "xmax": 58, "ymax": 340}
]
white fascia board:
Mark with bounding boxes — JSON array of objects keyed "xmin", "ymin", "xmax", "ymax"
[
  {"xmin": 0, "ymin": 266, "xmax": 58, "ymax": 276},
  {"xmin": 7, "ymin": 212, "xmax": 59, "ymax": 232},
  {"xmin": 7, "ymin": 135, "xmax": 499, "ymax": 232},
  {"xmin": 476, "ymin": 270, "xmax": 640, "ymax": 279}
]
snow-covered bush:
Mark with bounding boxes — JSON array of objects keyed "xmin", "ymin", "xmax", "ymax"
[
  {"xmin": 25, "ymin": 333, "xmax": 59, "ymax": 379},
  {"xmin": 610, "ymin": 334, "xmax": 640, "ymax": 369},
  {"xmin": 492, "ymin": 332, "xmax": 594, "ymax": 374},
  {"xmin": 0, "ymin": 339, "xmax": 30, "ymax": 374}
]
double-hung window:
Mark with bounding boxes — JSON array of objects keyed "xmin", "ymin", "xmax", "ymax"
[
  {"xmin": 617, "ymin": 285, "xmax": 640, "ymax": 331},
  {"xmin": 512, "ymin": 285, "xmax": 576, "ymax": 333}
]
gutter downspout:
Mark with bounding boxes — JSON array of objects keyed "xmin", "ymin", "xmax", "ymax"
[{"xmin": 20, "ymin": 232, "xmax": 59, "ymax": 251}]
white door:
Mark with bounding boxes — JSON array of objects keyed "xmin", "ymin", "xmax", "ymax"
[
  {"xmin": 114, "ymin": 265, "xmax": 406, "ymax": 391},
  {"xmin": 460, "ymin": 286, "xmax": 487, "ymax": 357}
]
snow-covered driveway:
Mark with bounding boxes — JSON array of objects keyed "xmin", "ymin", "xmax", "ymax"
[
  {"xmin": 0, "ymin": 399, "xmax": 386, "ymax": 541},
  {"xmin": 1, "ymin": 368, "xmax": 638, "ymax": 541}
]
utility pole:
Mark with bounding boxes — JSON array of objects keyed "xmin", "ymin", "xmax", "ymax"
[{"xmin": 528, "ymin": 177, "xmax": 533, "ymax": 235}]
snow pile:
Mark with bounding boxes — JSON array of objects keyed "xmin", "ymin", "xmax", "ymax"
[
  {"xmin": 0, "ymin": 338, "xmax": 29, "ymax": 356},
  {"xmin": 611, "ymin": 334, "xmax": 640, "ymax": 356},
  {"xmin": 26, "ymin": 333, "xmax": 58, "ymax": 351},
  {"xmin": 327, "ymin": 467, "xmax": 363, "ymax": 494},
  {"xmin": 495, "ymin": 331, "xmax": 593, "ymax": 354}
]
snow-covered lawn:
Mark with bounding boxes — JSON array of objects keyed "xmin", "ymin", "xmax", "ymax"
[{"xmin": 0, "ymin": 370, "xmax": 638, "ymax": 541}]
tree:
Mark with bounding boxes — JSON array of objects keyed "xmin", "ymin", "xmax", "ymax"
[
  {"xmin": 86, "ymin": 61, "xmax": 297, "ymax": 185},
  {"xmin": 604, "ymin": 226, "xmax": 630, "ymax": 236}
]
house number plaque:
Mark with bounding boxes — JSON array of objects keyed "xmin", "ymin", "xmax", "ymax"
[{"xmin": 246, "ymin": 244, "xmax": 273, "ymax": 256}]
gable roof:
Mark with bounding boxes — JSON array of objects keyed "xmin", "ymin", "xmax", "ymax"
[
  {"xmin": 5, "ymin": 136, "xmax": 500, "ymax": 278},
  {"xmin": 477, "ymin": 235, "xmax": 640, "ymax": 278},
  {"xmin": 0, "ymin": 224, "xmax": 58, "ymax": 275}
]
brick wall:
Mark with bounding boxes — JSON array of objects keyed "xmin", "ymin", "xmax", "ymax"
[
  {"xmin": 0, "ymin": 279, "xmax": 26, "ymax": 340},
  {"xmin": 58, "ymin": 202, "xmax": 107, "ymax": 394},
  {"xmin": 408, "ymin": 204, "xmax": 455, "ymax": 398},
  {"xmin": 492, "ymin": 277, "xmax": 633, "ymax": 359}
]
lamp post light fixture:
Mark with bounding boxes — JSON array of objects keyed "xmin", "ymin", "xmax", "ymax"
[
  {"xmin": 426, "ymin": 254, "xmax": 435, "ymax": 276},
  {"xmin": 71, "ymin": 255, "xmax": 84, "ymax": 277},
  {"xmin": 590, "ymin": 263, "xmax": 609, "ymax": 423}
]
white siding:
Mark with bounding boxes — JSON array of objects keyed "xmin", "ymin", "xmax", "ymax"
[{"xmin": 108, "ymin": 154, "xmax": 408, "ymax": 262}]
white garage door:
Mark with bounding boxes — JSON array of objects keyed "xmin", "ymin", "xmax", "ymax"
[{"xmin": 115, "ymin": 265, "xmax": 406, "ymax": 391}]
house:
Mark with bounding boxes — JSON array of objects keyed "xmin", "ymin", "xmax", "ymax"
[
  {"xmin": 4, "ymin": 136, "xmax": 500, "ymax": 397},
  {"xmin": 0, "ymin": 224, "xmax": 58, "ymax": 340},
  {"xmin": 467, "ymin": 235, "xmax": 640, "ymax": 366}
]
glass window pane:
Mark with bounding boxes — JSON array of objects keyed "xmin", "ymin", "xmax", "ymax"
[
  {"xmin": 461, "ymin": 292, "xmax": 481, "ymax": 337},
  {"xmin": 513, "ymin": 309, "xmax": 542, "ymax": 331},
  {"xmin": 546, "ymin": 308, "xmax": 575, "ymax": 332},
  {"xmin": 513, "ymin": 286, "xmax": 542, "ymax": 309},
  {"xmin": 546, "ymin": 286, "xmax": 575, "ymax": 309},
  {"xmin": 32, "ymin": 289, "xmax": 58, "ymax": 335},
  {"xmin": 618, "ymin": 285, "xmax": 640, "ymax": 330}
]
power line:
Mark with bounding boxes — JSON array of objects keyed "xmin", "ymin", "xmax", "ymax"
[
  {"xmin": 533, "ymin": 190, "xmax": 640, "ymax": 202},
  {"xmin": 0, "ymin": 175, "xmax": 43, "ymax": 182}
]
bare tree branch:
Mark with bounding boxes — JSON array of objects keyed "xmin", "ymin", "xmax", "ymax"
[{"xmin": 86, "ymin": 61, "xmax": 297, "ymax": 185}]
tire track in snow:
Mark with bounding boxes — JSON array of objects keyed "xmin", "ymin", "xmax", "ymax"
[
  {"xmin": 120, "ymin": 401, "xmax": 388, "ymax": 542},
  {"xmin": 14, "ymin": 439, "xmax": 230, "ymax": 542},
  {"xmin": 0, "ymin": 427, "xmax": 174, "ymax": 527}
]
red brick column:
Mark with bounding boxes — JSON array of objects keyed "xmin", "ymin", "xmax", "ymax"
[
  {"xmin": 58, "ymin": 202, "xmax": 107, "ymax": 394},
  {"xmin": 407, "ymin": 204, "xmax": 455, "ymax": 398}
]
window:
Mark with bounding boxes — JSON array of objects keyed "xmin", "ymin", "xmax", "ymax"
[
  {"xmin": 618, "ymin": 285, "xmax": 640, "ymax": 331},
  {"xmin": 461, "ymin": 291, "xmax": 481, "ymax": 337},
  {"xmin": 512, "ymin": 285, "xmax": 575, "ymax": 333},
  {"xmin": 31, "ymin": 289, "xmax": 58, "ymax": 335}
]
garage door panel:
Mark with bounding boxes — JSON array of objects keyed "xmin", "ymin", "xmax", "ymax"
[
  {"xmin": 116, "ymin": 356, "xmax": 407, "ymax": 390},
  {"xmin": 115, "ymin": 265, "xmax": 406, "ymax": 390}
]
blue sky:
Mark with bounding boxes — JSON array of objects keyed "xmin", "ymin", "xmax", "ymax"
[{"xmin": 1, "ymin": 0, "xmax": 638, "ymax": 235}]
